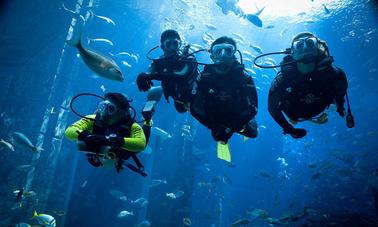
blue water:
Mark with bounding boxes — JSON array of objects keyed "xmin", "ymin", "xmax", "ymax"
[{"xmin": 1, "ymin": 0, "xmax": 378, "ymax": 226}]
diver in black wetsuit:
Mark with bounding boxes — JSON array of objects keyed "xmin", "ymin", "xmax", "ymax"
[
  {"xmin": 268, "ymin": 32, "xmax": 353, "ymax": 139},
  {"xmin": 136, "ymin": 29, "xmax": 199, "ymax": 113},
  {"xmin": 190, "ymin": 36, "xmax": 258, "ymax": 143}
]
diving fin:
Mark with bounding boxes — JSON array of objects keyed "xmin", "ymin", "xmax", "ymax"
[{"xmin": 217, "ymin": 142, "xmax": 231, "ymax": 162}]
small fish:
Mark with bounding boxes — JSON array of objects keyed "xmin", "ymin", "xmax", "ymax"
[
  {"xmin": 136, "ymin": 220, "xmax": 151, "ymax": 227},
  {"xmin": 322, "ymin": 4, "xmax": 330, "ymax": 14},
  {"xmin": 0, "ymin": 139, "xmax": 14, "ymax": 151},
  {"xmin": 244, "ymin": 6, "xmax": 265, "ymax": 27},
  {"xmin": 266, "ymin": 25, "xmax": 275, "ymax": 29},
  {"xmin": 100, "ymin": 85, "xmax": 106, "ymax": 93},
  {"xmin": 113, "ymin": 52, "xmax": 139, "ymax": 62},
  {"xmin": 131, "ymin": 197, "xmax": 148, "ymax": 207},
  {"xmin": 230, "ymin": 218, "xmax": 251, "ymax": 226},
  {"xmin": 122, "ymin": 61, "xmax": 132, "ymax": 68},
  {"xmin": 303, "ymin": 207, "xmax": 319, "ymax": 216},
  {"xmin": 265, "ymin": 217, "xmax": 285, "ymax": 225},
  {"xmin": 32, "ymin": 211, "xmax": 56, "ymax": 227},
  {"xmin": 183, "ymin": 217, "xmax": 191, "ymax": 226},
  {"xmin": 205, "ymin": 23, "xmax": 217, "ymax": 30},
  {"xmin": 259, "ymin": 171, "xmax": 273, "ymax": 179},
  {"xmin": 12, "ymin": 132, "xmax": 43, "ymax": 152},
  {"xmin": 90, "ymin": 11, "xmax": 115, "ymax": 26},
  {"xmin": 232, "ymin": 33, "xmax": 245, "ymax": 42},
  {"xmin": 88, "ymin": 38, "xmax": 114, "ymax": 46},
  {"xmin": 54, "ymin": 210, "xmax": 65, "ymax": 216},
  {"xmin": 250, "ymin": 44, "xmax": 263, "ymax": 54},
  {"xmin": 67, "ymin": 31, "xmax": 124, "ymax": 82},
  {"xmin": 222, "ymin": 174, "xmax": 232, "ymax": 185},
  {"xmin": 147, "ymin": 179, "xmax": 167, "ymax": 187},
  {"xmin": 109, "ymin": 189, "xmax": 126, "ymax": 200},
  {"xmin": 17, "ymin": 164, "xmax": 32, "ymax": 170},
  {"xmin": 280, "ymin": 28, "xmax": 288, "ymax": 37},
  {"xmin": 81, "ymin": 180, "xmax": 87, "ymax": 188},
  {"xmin": 166, "ymin": 190, "xmax": 184, "ymax": 199},
  {"xmin": 151, "ymin": 127, "xmax": 172, "ymax": 140},
  {"xmin": 166, "ymin": 193, "xmax": 176, "ymax": 199},
  {"xmin": 117, "ymin": 210, "xmax": 134, "ymax": 218},
  {"xmin": 247, "ymin": 208, "xmax": 270, "ymax": 219}
]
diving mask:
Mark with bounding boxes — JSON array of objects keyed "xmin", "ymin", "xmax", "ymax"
[
  {"xmin": 162, "ymin": 38, "xmax": 181, "ymax": 52},
  {"xmin": 291, "ymin": 36, "xmax": 319, "ymax": 62},
  {"xmin": 97, "ymin": 100, "xmax": 118, "ymax": 117},
  {"xmin": 211, "ymin": 43, "xmax": 236, "ymax": 62}
]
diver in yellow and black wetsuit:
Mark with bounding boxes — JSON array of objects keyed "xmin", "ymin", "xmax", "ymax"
[{"xmin": 65, "ymin": 92, "xmax": 148, "ymax": 176}]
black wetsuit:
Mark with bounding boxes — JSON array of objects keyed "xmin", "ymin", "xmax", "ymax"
[
  {"xmin": 190, "ymin": 61, "xmax": 258, "ymax": 141},
  {"xmin": 144, "ymin": 52, "xmax": 199, "ymax": 113},
  {"xmin": 268, "ymin": 55, "xmax": 348, "ymax": 133}
]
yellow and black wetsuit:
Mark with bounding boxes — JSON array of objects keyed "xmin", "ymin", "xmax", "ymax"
[{"xmin": 65, "ymin": 114, "xmax": 146, "ymax": 152}]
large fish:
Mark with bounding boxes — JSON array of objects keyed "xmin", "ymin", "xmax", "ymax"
[
  {"xmin": 67, "ymin": 31, "xmax": 124, "ymax": 82},
  {"xmin": 12, "ymin": 132, "xmax": 43, "ymax": 152},
  {"xmin": 244, "ymin": 6, "xmax": 265, "ymax": 27}
]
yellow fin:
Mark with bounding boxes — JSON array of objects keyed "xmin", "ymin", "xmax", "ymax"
[
  {"xmin": 217, "ymin": 142, "xmax": 231, "ymax": 162},
  {"xmin": 243, "ymin": 136, "xmax": 249, "ymax": 142},
  {"xmin": 33, "ymin": 210, "xmax": 38, "ymax": 218}
]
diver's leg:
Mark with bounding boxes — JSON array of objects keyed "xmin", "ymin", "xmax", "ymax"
[
  {"xmin": 174, "ymin": 101, "xmax": 187, "ymax": 113},
  {"xmin": 239, "ymin": 118, "xmax": 258, "ymax": 138}
]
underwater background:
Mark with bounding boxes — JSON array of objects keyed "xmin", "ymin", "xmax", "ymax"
[{"xmin": 1, "ymin": 0, "xmax": 378, "ymax": 226}]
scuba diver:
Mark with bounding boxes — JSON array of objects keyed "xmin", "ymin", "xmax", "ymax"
[
  {"xmin": 65, "ymin": 92, "xmax": 148, "ymax": 176},
  {"xmin": 190, "ymin": 36, "xmax": 258, "ymax": 143},
  {"xmin": 263, "ymin": 32, "xmax": 354, "ymax": 138},
  {"xmin": 136, "ymin": 29, "xmax": 199, "ymax": 113}
]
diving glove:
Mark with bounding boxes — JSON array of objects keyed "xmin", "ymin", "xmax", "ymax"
[
  {"xmin": 78, "ymin": 130, "xmax": 110, "ymax": 148},
  {"xmin": 137, "ymin": 73, "xmax": 153, "ymax": 92},
  {"xmin": 283, "ymin": 127, "xmax": 307, "ymax": 139}
]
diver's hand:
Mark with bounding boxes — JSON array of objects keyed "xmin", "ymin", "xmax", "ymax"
[
  {"xmin": 284, "ymin": 127, "xmax": 307, "ymax": 139},
  {"xmin": 137, "ymin": 73, "xmax": 153, "ymax": 92},
  {"xmin": 108, "ymin": 135, "xmax": 125, "ymax": 147},
  {"xmin": 78, "ymin": 131, "xmax": 110, "ymax": 148}
]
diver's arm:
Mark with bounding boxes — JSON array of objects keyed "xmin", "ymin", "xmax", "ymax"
[
  {"xmin": 146, "ymin": 61, "xmax": 165, "ymax": 81},
  {"xmin": 64, "ymin": 115, "xmax": 95, "ymax": 141},
  {"xmin": 244, "ymin": 75, "xmax": 258, "ymax": 116},
  {"xmin": 121, "ymin": 123, "xmax": 147, "ymax": 152},
  {"xmin": 142, "ymin": 120, "xmax": 152, "ymax": 145},
  {"xmin": 333, "ymin": 66, "xmax": 348, "ymax": 115},
  {"xmin": 268, "ymin": 78, "xmax": 294, "ymax": 133}
]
